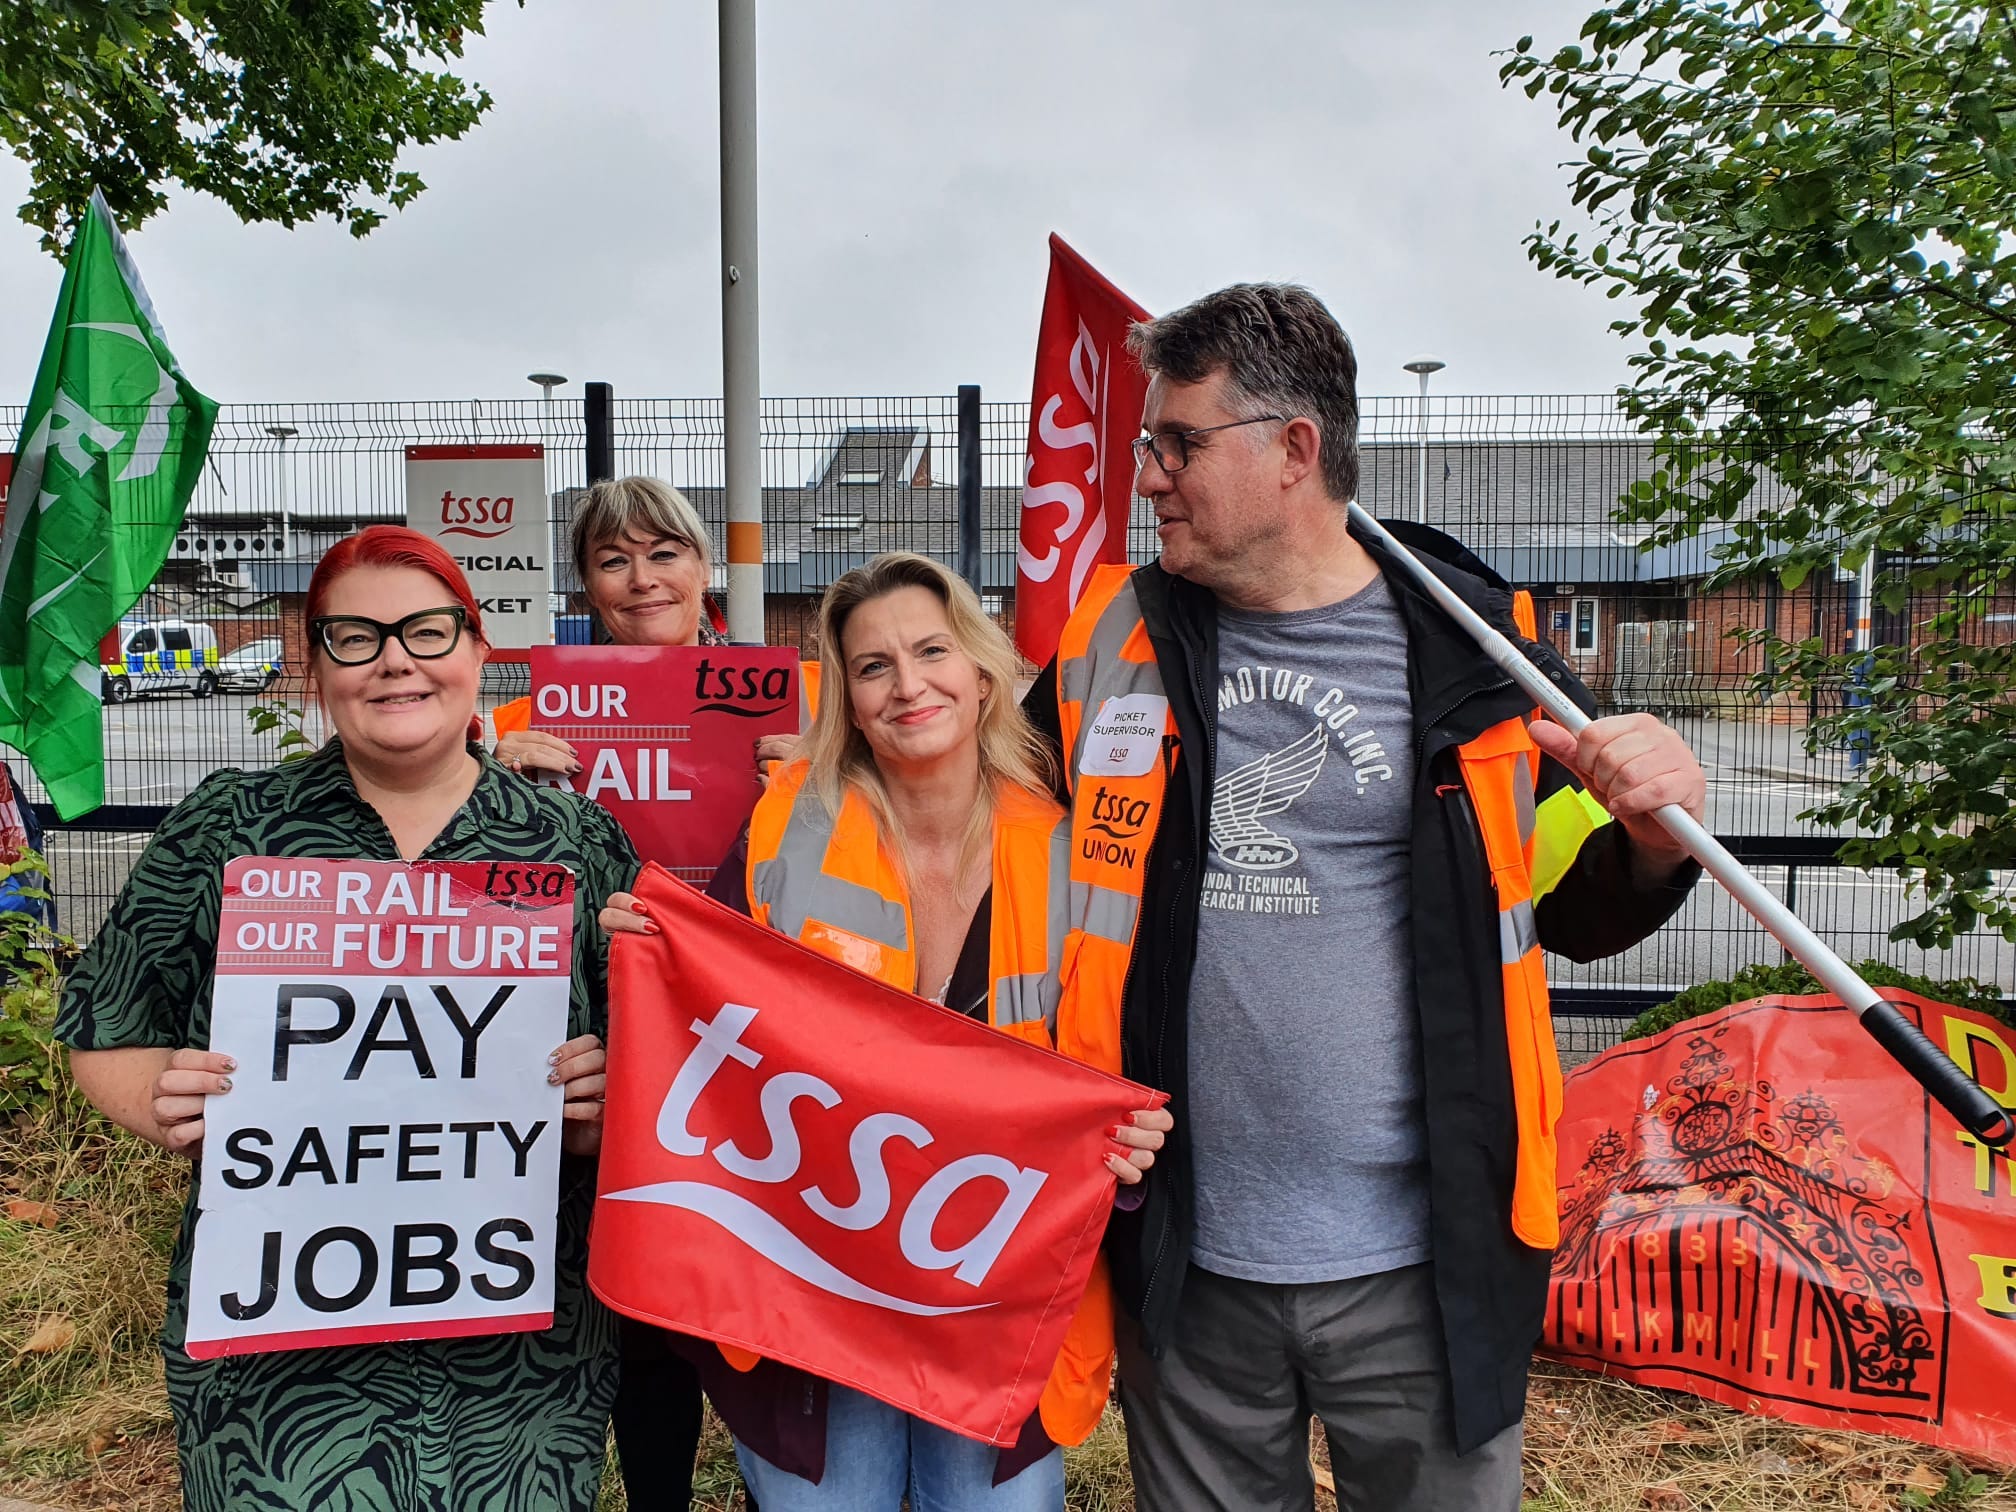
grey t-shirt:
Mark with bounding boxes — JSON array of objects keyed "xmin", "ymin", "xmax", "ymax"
[{"xmin": 1186, "ymin": 571, "xmax": 1429, "ymax": 1284}]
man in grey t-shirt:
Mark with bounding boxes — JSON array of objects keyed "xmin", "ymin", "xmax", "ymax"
[
  {"xmin": 1030, "ymin": 284, "xmax": 1710, "ymax": 1512},
  {"xmin": 1188, "ymin": 579, "xmax": 1429, "ymax": 1285}
]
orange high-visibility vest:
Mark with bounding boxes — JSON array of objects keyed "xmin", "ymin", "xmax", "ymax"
[
  {"xmin": 740, "ymin": 758, "xmax": 1123, "ymax": 1445},
  {"xmin": 1056, "ymin": 566, "xmax": 1605, "ymax": 1250}
]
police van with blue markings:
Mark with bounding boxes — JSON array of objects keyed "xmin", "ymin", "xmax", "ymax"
[{"xmin": 101, "ymin": 619, "xmax": 222, "ymax": 704}]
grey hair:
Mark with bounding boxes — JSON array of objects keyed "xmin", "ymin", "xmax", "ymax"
[
  {"xmin": 1126, "ymin": 283, "xmax": 1360, "ymax": 504},
  {"xmin": 568, "ymin": 476, "xmax": 711, "ymax": 578}
]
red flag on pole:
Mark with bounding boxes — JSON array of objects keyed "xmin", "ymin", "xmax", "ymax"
[
  {"xmin": 1014, "ymin": 234, "xmax": 1151, "ymax": 667},
  {"xmin": 590, "ymin": 865, "xmax": 1163, "ymax": 1446}
]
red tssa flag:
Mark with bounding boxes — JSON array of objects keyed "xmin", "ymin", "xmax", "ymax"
[
  {"xmin": 1014, "ymin": 234, "xmax": 1151, "ymax": 667},
  {"xmin": 590, "ymin": 866, "xmax": 1162, "ymax": 1446}
]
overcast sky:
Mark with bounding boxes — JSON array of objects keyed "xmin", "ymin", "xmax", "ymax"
[{"xmin": 0, "ymin": 0, "xmax": 1630, "ymax": 407}]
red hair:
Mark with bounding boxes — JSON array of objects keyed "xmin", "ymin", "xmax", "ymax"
[
  {"xmin": 304, "ymin": 526, "xmax": 489, "ymax": 744},
  {"xmin": 305, "ymin": 525, "xmax": 488, "ymax": 639}
]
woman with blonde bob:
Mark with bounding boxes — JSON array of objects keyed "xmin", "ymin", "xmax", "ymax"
[
  {"xmin": 494, "ymin": 476, "xmax": 732, "ymax": 774},
  {"xmin": 604, "ymin": 552, "xmax": 1170, "ymax": 1510}
]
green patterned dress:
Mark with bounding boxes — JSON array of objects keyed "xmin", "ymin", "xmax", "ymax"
[{"xmin": 56, "ymin": 743, "xmax": 640, "ymax": 1512}]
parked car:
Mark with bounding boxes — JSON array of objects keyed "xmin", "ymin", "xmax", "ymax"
[
  {"xmin": 216, "ymin": 637, "xmax": 285, "ymax": 693},
  {"xmin": 100, "ymin": 619, "xmax": 221, "ymax": 703}
]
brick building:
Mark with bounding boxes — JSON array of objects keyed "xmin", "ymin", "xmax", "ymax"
[{"xmin": 145, "ymin": 421, "xmax": 2006, "ymax": 725}]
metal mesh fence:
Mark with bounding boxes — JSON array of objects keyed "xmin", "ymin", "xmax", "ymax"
[{"xmin": 2, "ymin": 393, "xmax": 2008, "ymax": 1050}]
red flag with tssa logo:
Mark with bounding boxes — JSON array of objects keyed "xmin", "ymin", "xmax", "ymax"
[
  {"xmin": 590, "ymin": 864, "xmax": 1162, "ymax": 1446},
  {"xmin": 1014, "ymin": 234, "xmax": 1151, "ymax": 667}
]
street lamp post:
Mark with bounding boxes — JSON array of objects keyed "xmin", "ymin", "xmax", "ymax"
[
  {"xmin": 1403, "ymin": 356, "xmax": 1446, "ymax": 526},
  {"xmin": 719, "ymin": 0, "xmax": 764, "ymax": 645},
  {"xmin": 527, "ymin": 372, "xmax": 568, "ymax": 419},
  {"xmin": 265, "ymin": 424, "xmax": 297, "ymax": 559}
]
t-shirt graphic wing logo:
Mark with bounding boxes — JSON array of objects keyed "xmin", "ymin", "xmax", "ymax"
[{"xmin": 1209, "ymin": 724, "xmax": 1328, "ymax": 872}]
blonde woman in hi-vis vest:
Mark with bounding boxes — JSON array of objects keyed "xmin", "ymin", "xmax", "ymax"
[{"xmin": 602, "ymin": 551, "xmax": 1170, "ymax": 1511}]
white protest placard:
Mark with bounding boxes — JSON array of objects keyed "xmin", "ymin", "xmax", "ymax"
[
  {"xmin": 185, "ymin": 858, "xmax": 575, "ymax": 1359},
  {"xmin": 405, "ymin": 444, "xmax": 552, "ymax": 649}
]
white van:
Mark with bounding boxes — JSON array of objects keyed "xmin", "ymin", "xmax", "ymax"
[{"xmin": 101, "ymin": 620, "xmax": 222, "ymax": 703}]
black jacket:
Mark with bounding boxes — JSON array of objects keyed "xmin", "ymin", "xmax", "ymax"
[{"xmin": 1023, "ymin": 521, "xmax": 1699, "ymax": 1453}]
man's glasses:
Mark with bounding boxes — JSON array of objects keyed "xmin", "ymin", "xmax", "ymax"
[
  {"xmin": 1130, "ymin": 414, "xmax": 1286, "ymax": 476},
  {"xmin": 309, "ymin": 606, "xmax": 469, "ymax": 666}
]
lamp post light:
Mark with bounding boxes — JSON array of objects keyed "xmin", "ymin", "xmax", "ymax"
[
  {"xmin": 527, "ymin": 372, "xmax": 568, "ymax": 409},
  {"xmin": 265, "ymin": 424, "xmax": 298, "ymax": 558},
  {"xmin": 1402, "ymin": 357, "xmax": 1445, "ymax": 526}
]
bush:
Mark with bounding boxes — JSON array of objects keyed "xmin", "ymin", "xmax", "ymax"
[
  {"xmin": 1623, "ymin": 960, "xmax": 2010, "ymax": 1044},
  {"xmin": 0, "ymin": 852, "xmax": 80, "ymax": 1120}
]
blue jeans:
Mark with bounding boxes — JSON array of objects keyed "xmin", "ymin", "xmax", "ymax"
[{"xmin": 734, "ymin": 1383, "xmax": 1064, "ymax": 1511}]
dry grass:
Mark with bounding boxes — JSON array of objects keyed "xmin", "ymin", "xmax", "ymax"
[
  {"xmin": 0, "ymin": 1095, "xmax": 181, "ymax": 1506},
  {"xmin": 1521, "ymin": 1359, "xmax": 2016, "ymax": 1511},
  {"xmin": 5, "ymin": 1115, "xmax": 2016, "ymax": 1512}
]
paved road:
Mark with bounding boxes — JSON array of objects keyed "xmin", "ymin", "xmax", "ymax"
[
  {"xmin": 23, "ymin": 707, "xmax": 2016, "ymax": 1006},
  {"xmin": 1553, "ymin": 715, "xmax": 2013, "ymax": 1038}
]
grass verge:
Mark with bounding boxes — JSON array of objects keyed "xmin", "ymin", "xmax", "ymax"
[
  {"xmin": 6, "ymin": 1119, "xmax": 2015, "ymax": 1511},
  {"xmin": 0, "ymin": 1092, "xmax": 181, "ymax": 1506}
]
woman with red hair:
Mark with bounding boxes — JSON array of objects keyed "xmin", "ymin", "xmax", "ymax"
[{"xmin": 59, "ymin": 526, "xmax": 639, "ymax": 1511}]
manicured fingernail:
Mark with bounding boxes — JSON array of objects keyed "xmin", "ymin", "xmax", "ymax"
[
  {"xmin": 547, "ymin": 1071, "xmax": 561, "ymax": 1085},
  {"xmin": 222, "ymin": 1057, "xmax": 237, "ymax": 1072},
  {"xmin": 217, "ymin": 1077, "xmax": 232, "ymax": 1093},
  {"xmin": 643, "ymin": 923, "xmax": 660, "ymax": 935},
  {"xmin": 630, "ymin": 902, "xmax": 649, "ymax": 914},
  {"xmin": 547, "ymin": 1049, "xmax": 562, "ymax": 1065},
  {"xmin": 569, "ymin": 762, "xmax": 583, "ymax": 775}
]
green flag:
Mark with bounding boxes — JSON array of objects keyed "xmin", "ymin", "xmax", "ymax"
[{"xmin": 0, "ymin": 190, "xmax": 217, "ymax": 819}]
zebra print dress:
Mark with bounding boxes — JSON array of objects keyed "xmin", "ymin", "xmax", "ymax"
[{"xmin": 57, "ymin": 742, "xmax": 641, "ymax": 1511}]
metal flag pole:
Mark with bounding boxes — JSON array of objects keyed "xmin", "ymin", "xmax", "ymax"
[
  {"xmin": 719, "ymin": 0, "xmax": 764, "ymax": 645},
  {"xmin": 1346, "ymin": 501, "xmax": 2013, "ymax": 1147}
]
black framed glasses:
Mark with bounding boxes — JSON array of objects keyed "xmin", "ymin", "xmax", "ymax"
[
  {"xmin": 309, "ymin": 606, "xmax": 469, "ymax": 666},
  {"xmin": 1130, "ymin": 414, "xmax": 1286, "ymax": 475}
]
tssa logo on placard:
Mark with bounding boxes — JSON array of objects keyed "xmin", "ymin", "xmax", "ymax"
[
  {"xmin": 604, "ymin": 1001, "xmax": 1050, "ymax": 1315},
  {"xmin": 438, "ymin": 490, "xmax": 517, "ymax": 540},
  {"xmin": 693, "ymin": 657, "xmax": 793, "ymax": 718},
  {"xmin": 1083, "ymin": 785, "xmax": 1152, "ymax": 869}
]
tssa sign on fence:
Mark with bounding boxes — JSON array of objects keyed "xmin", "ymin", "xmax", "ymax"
[
  {"xmin": 405, "ymin": 444, "xmax": 551, "ymax": 649},
  {"xmin": 590, "ymin": 867, "xmax": 1160, "ymax": 1445},
  {"xmin": 184, "ymin": 858, "xmax": 574, "ymax": 1359},
  {"xmin": 530, "ymin": 645, "xmax": 801, "ymax": 883}
]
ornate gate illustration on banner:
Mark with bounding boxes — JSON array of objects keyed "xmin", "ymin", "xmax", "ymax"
[{"xmin": 1545, "ymin": 1025, "xmax": 1947, "ymax": 1423}]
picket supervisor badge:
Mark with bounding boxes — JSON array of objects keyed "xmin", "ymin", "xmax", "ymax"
[
  {"xmin": 185, "ymin": 858, "xmax": 575, "ymax": 1359},
  {"xmin": 1078, "ymin": 693, "xmax": 1167, "ymax": 778}
]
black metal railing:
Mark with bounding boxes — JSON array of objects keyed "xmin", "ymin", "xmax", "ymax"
[{"xmin": 3, "ymin": 392, "xmax": 2008, "ymax": 1059}]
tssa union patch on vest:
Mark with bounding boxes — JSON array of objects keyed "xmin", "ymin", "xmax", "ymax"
[{"xmin": 1079, "ymin": 694, "xmax": 1167, "ymax": 777}]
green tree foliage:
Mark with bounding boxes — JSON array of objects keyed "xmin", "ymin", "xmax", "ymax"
[
  {"xmin": 1502, "ymin": 2, "xmax": 2016, "ymax": 947},
  {"xmin": 0, "ymin": 0, "xmax": 518, "ymax": 252}
]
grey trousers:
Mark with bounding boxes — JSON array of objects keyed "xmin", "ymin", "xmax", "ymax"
[{"xmin": 1115, "ymin": 1263, "xmax": 1522, "ymax": 1512}]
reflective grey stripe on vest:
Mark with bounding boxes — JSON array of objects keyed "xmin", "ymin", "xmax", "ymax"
[
  {"xmin": 995, "ymin": 814, "xmax": 1074, "ymax": 1036},
  {"xmin": 750, "ymin": 786, "xmax": 909, "ymax": 951},
  {"xmin": 1513, "ymin": 751, "xmax": 1536, "ymax": 849},
  {"xmin": 1073, "ymin": 881, "xmax": 1140, "ymax": 947},
  {"xmin": 1499, "ymin": 899, "xmax": 1539, "ymax": 964}
]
